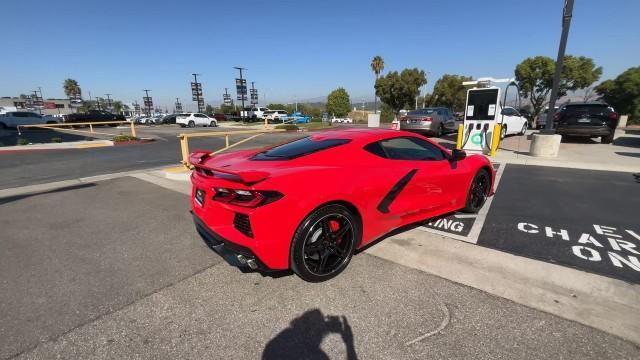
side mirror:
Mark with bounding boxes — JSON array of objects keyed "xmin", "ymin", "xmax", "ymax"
[{"xmin": 451, "ymin": 149, "xmax": 466, "ymax": 161}]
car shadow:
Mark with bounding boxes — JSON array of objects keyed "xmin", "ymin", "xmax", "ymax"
[
  {"xmin": 262, "ymin": 309, "xmax": 358, "ymax": 360},
  {"xmin": 615, "ymin": 151, "xmax": 640, "ymax": 159},
  {"xmin": 0, "ymin": 183, "xmax": 96, "ymax": 205},
  {"xmin": 613, "ymin": 136, "xmax": 640, "ymax": 148}
]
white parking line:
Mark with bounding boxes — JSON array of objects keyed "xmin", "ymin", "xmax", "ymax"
[{"xmin": 417, "ymin": 162, "xmax": 507, "ymax": 244}]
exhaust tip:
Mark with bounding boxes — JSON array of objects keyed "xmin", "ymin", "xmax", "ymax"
[
  {"xmin": 246, "ymin": 259, "xmax": 258, "ymax": 270},
  {"xmin": 236, "ymin": 254, "xmax": 247, "ymax": 265}
]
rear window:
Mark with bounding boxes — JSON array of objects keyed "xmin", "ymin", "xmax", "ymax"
[
  {"xmin": 563, "ymin": 104, "xmax": 609, "ymax": 113},
  {"xmin": 408, "ymin": 109, "xmax": 435, "ymax": 115},
  {"xmin": 252, "ymin": 137, "xmax": 350, "ymax": 160}
]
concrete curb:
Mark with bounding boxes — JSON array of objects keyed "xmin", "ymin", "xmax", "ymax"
[
  {"xmin": 0, "ymin": 140, "xmax": 113, "ymax": 152},
  {"xmin": 365, "ymin": 229, "xmax": 640, "ymax": 345},
  {"xmin": 162, "ymin": 166, "xmax": 191, "ymax": 181}
]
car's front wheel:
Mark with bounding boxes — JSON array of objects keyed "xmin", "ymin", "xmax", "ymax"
[
  {"xmin": 601, "ymin": 133, "xmax": 614, "ymax": 144},
  {"xmin": 290, "ymin": 204, "xmax": 360, "ymax": 282},
  {"xmin": 188, "ymin": 121, "xmax": 195, "ymax": 128},
  {"xmin": 500, "ymin": 125, "xmax": 507, "ymax": 139},
  {"xmin": 519, "ymin": 122, "xmax": 527, "ymax": 135},
  {"xmin": 210, "ymin": 121, "xmax": 217, "ymax": 127},
  {"xmin": 462, "ymin": 168, "xmax": 491, "ymax": 213}
]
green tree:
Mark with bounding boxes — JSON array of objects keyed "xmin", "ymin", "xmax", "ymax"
[
  {"xmin": 370, "ymin": 55, "xmax": 385, "ymax": 113},
  {"xmin": 515, "ymin": 55, "xmax": 602, "ymax": 120},
  {"xmin": 219, "ymin": 104, "xmax": 235, "ymax": 114},
  {"xmin": 596, "ymin": 66, "xmax": 640, "ymax": 123},
  {"xmin": 205, "ymin": 104, "xmax": 214, "ymax": 114},
  {"xmin": 63, "ymin": 78, "xmax": 81, "ymax": 98},
  {"xmin": 112, "ymin": 101, "xmax": 123, "ymax": 114},
  {"xmin": 267, "ymin": 103, "xmax": 287, "ymax": 110},
  {"xmin": 326, "ymin": 88, "xmax": 351, "ymax": 117},
  {"xmin": 429, "ymin": 74, "xmax": 473, "ymax": 112},
  {"xmin": 375, "ymin": 68, "xmax": 427, "ymax": 117}
]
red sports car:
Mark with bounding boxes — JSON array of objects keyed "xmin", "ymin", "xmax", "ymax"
[{"xmin": 190, "ymin": 128, "xmax": 495, "ymax": 282}]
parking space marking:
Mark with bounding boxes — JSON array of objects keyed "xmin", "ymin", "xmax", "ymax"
[{"xmin": 418, "ymin": 162, "xmax": 506, "ymax": 244}]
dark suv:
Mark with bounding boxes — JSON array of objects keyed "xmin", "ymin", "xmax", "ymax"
[{"xmin": 553, "ymin": 103, "xmax": 618, "ymax": 144}]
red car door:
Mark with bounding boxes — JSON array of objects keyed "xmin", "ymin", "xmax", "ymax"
[{"xmin": 372, "ymin": 136, "xmax": 465, "ymax": 222}]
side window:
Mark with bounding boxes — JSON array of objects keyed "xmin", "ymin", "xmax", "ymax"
[{"xmin": 366, "ymin": 137, "xmax": 446, "ymax": 161}]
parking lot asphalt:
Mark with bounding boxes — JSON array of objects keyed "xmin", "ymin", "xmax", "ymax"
[
  {"xmin": 1, "ymin": 175, "xmax": 639, "ymax": 359},
  {"xmin": 478, "ymin": 165, "xmax": 640, "ymax": 284},
  {"xmin": 0, "ymin": 125, "xmax": 305, "ymax": 189},
  {"xmin": 0, "ymin": 177, "xmax": 222, "ymax": 359}
]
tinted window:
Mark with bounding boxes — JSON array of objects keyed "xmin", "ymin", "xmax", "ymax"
[
  {"xmin": 252, "ymin": 137, "xmax": 350, "ymax": 160},
  {"xmin": 368, "ymin": 137, "xmax": 446, "ymax": 161},
  {"xmin": 409, "ymin": 108, "xmax": 435, "ymax": 115},
  {"xmin": 502, "ymin": 107, "xmax": 516, "ymax": 116},
  {"xmin": 563, "ymin": 104, "xmax": 610, "ymax": 114}
]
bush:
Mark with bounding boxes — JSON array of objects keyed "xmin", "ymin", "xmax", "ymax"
[
  {"xmin": 275, "ymin": 124, "xmax": 299, "ymax": 131},
  {"xmin": 51, "ymin": 137, "xmax": 63, "ymax": 143},
  {"xmin": 17, "ymin": 138, "xmax": 29, "ymax": 145},
  {"xmin": 112, "ymin": 135, "xmax": 139, "ymax": 142}
]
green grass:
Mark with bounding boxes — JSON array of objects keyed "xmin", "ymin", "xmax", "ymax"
[
  {"xmin": 112, "ymin": 134, "xmax": 139, "ymax": 142},
  {"xmin": 17, "ymin": 138, "xmax": 29, "ymax": 146},
  {"xmin": 298, "ymin": 122, "xmax": 334, "ymax": 131}
]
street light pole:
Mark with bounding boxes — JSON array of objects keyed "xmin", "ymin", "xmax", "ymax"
[
  {"xmin": 233, "ymin": 66, "xmax": 247, "ymax": 121},
  {"xmin": 105, "ymin": 93, "xmax": 112, "ymax": 111},
  {"xmin": 544, "ymin": 0, "xmax": 574, "ymax": 132},
  {"xmin": 143, "ymin": 89, "xmax": 152, "ymax": 116},
  {"xmin": 192, "ymin": 73, "xmax": 202, "ymax": 113}
]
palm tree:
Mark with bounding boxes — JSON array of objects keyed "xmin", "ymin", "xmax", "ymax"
[
  {"xmin": 370, "ymin": 56, "xmax": 385, "ymax": 113},
  {"xmin": 63, "ymin": 79, "xmax": 81, "ymax": 99}
]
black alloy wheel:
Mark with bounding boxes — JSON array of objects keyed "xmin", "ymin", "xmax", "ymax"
[
  {"xmin": 290, "ymin": 204, "xmax": 359, "ymax": 282},
  {"xmin": 463, "ymin": 169, "xmax": 491, "ymax": 213}
]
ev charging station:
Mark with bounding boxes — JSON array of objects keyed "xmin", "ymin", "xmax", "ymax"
[{"xmin": 457, "ymin": 77, "xmax": 520, "ymax": 156}]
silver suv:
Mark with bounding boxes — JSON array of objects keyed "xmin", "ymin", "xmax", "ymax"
[{"xmin": 399, "ymin": 107, "xmax": 457, "ymax": 137}]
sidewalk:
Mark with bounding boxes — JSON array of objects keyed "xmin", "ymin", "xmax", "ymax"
[{"xmin": 493, "ymin": 130, "xmax": 640, "ymax": 173}]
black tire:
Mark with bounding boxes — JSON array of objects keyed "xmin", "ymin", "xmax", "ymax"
[
  {"xmin": 0, "ymin": 122, "xmax": 6, "ymax": 129},
  {"xmin": 462, "ymin": 169, "xmax": 491, "ymax": 213},
  {"xmin": 500, "ymin": 125, "xmax": 507, "ymax": 139},
  {"xmin": 188, "ymin": 121, "xmax": 195, "ymax": 128},
  {"xmin": 519, "ymin": 122, "xmax": 527, "ymax": 135},
  {"xmin": 290, "ymin": 204, "xmax": 360, "ymax": 282},
  {"xmin": 601, "ymin": 133, "xmax": 614, "ymax": 144},
  {"xmin": 210, "ymin": 121, "xmax": 217, "ymax": 127},
  {"xmin": 434, "ymin": 123, "xmax": 443, "ymax": 137}
]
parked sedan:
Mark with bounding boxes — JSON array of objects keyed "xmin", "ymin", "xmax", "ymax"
[
  {"xmin": 497, "ymin": 107, "xmax": 528, "ymax": 138},
  {"xmin": 399, "ymin": 107, "xmax": 456, "ymax": 137},
  {"xmin": 286, "ymin": 112, "xmax": 311, "ymax": 124}
]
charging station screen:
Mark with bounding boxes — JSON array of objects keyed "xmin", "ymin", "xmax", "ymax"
[{"xmin": 466, "ymin": 89, "xmax": 499, "ymax": 121}]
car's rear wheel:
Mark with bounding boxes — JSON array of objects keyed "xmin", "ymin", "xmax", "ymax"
[
  {"xmin": 462, "ymin": 169, "xmax": 491, "ymax": 213},
  {"xmin": 601, "ymin": 133, "xmax": 614, "ymax": 144},
  {"xmin": 435, "ymin": 123, "xmax": 443, "ymax": 137},
  {"xmin": 290, "ymin": 204, "xmax": 360, "ymax": 282},
  {"xmin": 500, "ymin": 125, "xmax": 507, "ymax": 139},
  {"xmin": 188, "ymin": 121, "xmax": 195, "ymax": 128}
]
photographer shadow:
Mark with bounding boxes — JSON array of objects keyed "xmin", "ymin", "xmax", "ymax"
[{"xmin": 262, "ymin": 309, "xmax": 358, "ymax": 360}]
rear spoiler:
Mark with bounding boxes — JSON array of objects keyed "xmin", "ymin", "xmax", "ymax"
[{"xmin": 189, "ymin": 150, "xmax": 270, "ymax": 184}]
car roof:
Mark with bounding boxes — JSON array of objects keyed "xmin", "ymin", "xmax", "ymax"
[{"xmin": 308, "ymin": 128, "xmax": 422, "ymax": 144}]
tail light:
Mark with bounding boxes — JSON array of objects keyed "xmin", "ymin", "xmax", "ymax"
[
  {"xmin": 608, "ymin": 112, "xmax": 618, "ymax": 120},
  {"xmin": 422, "ymin": 117, "xmax": 433, "ymax": 122},
  {"xmin": 212, "ymin": 187, "xmax": 283, "ymax": 208}
]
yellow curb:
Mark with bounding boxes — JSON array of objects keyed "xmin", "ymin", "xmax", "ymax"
[
  {"xmin": 75, "ymin": 143, "xmax": 111, "ymax": 148},
  {"xmin": 163, "ymin": 166, "xmax": 190, "ymax": 173}
]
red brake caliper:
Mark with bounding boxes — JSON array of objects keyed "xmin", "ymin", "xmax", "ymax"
[{"xmin": 329, "ymin": 220, "xmax": 341, "ymax": 244}]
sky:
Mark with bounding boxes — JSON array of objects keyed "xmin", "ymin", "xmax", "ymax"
[{"xmin": 1, "ymin": 0, "xmax": 638, "ymax": 111}]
